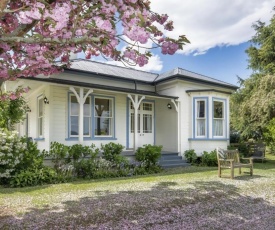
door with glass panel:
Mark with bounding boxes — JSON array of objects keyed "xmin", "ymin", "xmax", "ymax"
[{"xmin": 129, "ymin": 102, "xmax": 154, "ymax": 148}]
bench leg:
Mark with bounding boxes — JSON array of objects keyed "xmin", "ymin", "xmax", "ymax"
[
  {"xmin": 218, "ymin": 166, "xmax": 221, "ymax": 177},
  {"xmin": 250, "ymin": 166, "xmax": 253, "ymax": 176},
  {"xmin": 239, "ymin": 168, "xmax": 241, "ymax": 175},
  {"xmin": 231, "ymin": 168, "xmax": 234, "ymax": 179}
]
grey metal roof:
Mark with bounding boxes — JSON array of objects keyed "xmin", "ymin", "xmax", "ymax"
[
  {"xmin": 64, "ymin": 59, "xmax": 237, "ymax": 89},
  {"xmin": 155, "ymin": 67, "xmax": 238, "ymax": 89},
  {"xmin": 68, "ymin": 59, "xmax": 158, "ymax": 83}
]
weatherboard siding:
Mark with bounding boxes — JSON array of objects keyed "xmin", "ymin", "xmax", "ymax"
[
  {"xmin": 155, "ymin": 98, "xmax": 178, "ymax": 152},
  {"xmin": 50, "ymin": 86, "xmax": 67, "ymax": 144}
]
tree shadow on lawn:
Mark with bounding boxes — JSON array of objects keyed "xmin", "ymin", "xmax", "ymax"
[{"xmin": 1, "ymin": 180, "xmax": 275, "ymax": 230}]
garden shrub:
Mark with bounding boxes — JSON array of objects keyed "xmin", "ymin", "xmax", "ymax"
[
  {"xmin": 15, "ymin": 137, "xmax": 44, "ymax": 171},
  {"xmin": 184, "ymin": 149, "xmax": 197, "ymax": 164},
  {"xmin": 47, "ymin": 142, "xmax": 69, "ymax": 169},
  {"xmin": 201, "ymin": 150, "xmax": 217, "ymax": 166},
  {"xmin": 135, "ymin": 144, "xmax": 162, "ymax": 170},
  {"xmin": 67, "ymin": 144, "xmax": 99, "ymax": 164},
  {"xmin": 9, "ymin": 166, "xmax": 72, "ymax": 187},
  {"xmin": 0, "ymin": 87, "xmax": 29, "ymax": 130},
  {"xmin": 237, "ymin": 143, "xmax": 250, "ymax": 157},
  {"xmin": 0, "ymin": 129, "xmax": 25, "ymax": 183},
  {"xmin": 101, "ymin": 142, "xmax": 129, "ymax": 167}
]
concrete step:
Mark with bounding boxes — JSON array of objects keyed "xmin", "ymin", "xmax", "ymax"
[
  {"xmin": 161, "ymin": 162, "xmax": 190, "ymax": 168},
  {"xmin": 159, "ymin": 153, "xmax": 189, "ymax": 168},
  {"xmin": 160, "ymin": 156, "xmax": 183, "ymax": 161}
]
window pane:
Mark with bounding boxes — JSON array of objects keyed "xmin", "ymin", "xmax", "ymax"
[
  {"xmin": 143, "ymin": 103, "xmax": 152, "ymax": 111},
  {"xmin": 143, "ymin": 114, "xmax": 152, "ymax": 133},
  {"xmin": 83, "ymin": 117, "xmax": 90, "ymax": 136},
  {"xmin": 95, "ymin": 117, "xmax": 111, "ymax": 135},
  {"xmin": 38, "ymin": 117, "xmax": 43, "ymax": 136},
  {"xmin": 84, "ymin": 97, "xmax": 90, "ymax": 116},
  {"xmin": 71, "ymin": 96, "xmax": 79, "ymax": 116},
  {"xmin": 95, "ymin": 98, "xmax": 112, "ymax": 117},
  {"xmin": 214, "ymin": 119, "xmax": 223, "ymax": 136},
  {"xmin": 197, "ymin": 101, "xmax": 205, "ymax": 118},
  {"xmin": 214, "ymin": 101, "xmax": 223, "ymax": 118},
  {"xmin": 131, "ymin": 113, "xmax": 134, "ymax": 133},
  {"xmin": 38, "ymin": 98, "xmax": 43, "ymax": 117},
  {"xmin": 71, "ymin": 116, "xmax": 79, "ymax": 135},
  {"xmin": 197, "ymin": 119, "xmax": 205, "ymax": 136},
  {"xmin": 131, "ymin": 113, "xmax": 140, "ymax": 133}
]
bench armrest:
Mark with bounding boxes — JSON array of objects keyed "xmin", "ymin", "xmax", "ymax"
[
  {"xmin": 242, "ymin": 157, "xmax": 253, "ymax": 164},
  {"xmin": 219, "ymin": 159, "xmax": 234, "ymax": 162}
]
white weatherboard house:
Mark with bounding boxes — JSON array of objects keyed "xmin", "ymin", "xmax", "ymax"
[{"xmin": 5, "ymin": 59, "xmax": 238, "ymax": 159}]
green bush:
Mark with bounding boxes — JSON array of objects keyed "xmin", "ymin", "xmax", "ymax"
[
  {"xmin": 9, "ymin": 166, "xmax": 71, "ymax": 187},
  {"xmin": 0, "ymin": 129, "xmax": 26, "ymax": 182},
  {"xmin": 67, "ymin": 144, "xmax": 99, "ymax": 164},
  {"xmin": 16, "ymin": 137, "xmax": 44, "ymax": 171},
  {"xmin": 201, "ymin": 150, "xmax": 217, "ymax": 166},
  {"xmin": 101, "ymin": 142, "xmax": 128, "ymax": 167},
  {"xmin": 184, "ymin": 149, "xmax": 197, "ymax": 164},
  {"xmin": 47, "ymin": 142, "xmax": 69, "ymax": 169},
  {"xmin": 0, "ymin": 87, "xmax": 29, "ymax": 130},
  {"xmin": 135, "ymin": 144, "xmax": 162, "ymax": 169}
]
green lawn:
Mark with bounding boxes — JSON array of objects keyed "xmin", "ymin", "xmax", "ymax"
[{"xmin": 1, "ymin": 155, "xmax": 275, "ymax": 229}]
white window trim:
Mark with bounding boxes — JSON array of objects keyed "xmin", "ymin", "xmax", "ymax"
[
  {"xmin": 37, "ymin": 95, "xmax": 44, "ymax": 138},
  {"xmin": 69, "ymin": 94, "xmax": 91, "ymax": 137},
  {"xmin": 93, "ymin": 96, "xmax": 114, "ymax": 138}
]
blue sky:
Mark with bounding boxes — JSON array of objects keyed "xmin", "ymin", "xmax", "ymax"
[
  {"xmin": 87, "ymin": 0, "xmax": 275, "ymax": 86},
  {"xmin": 148, "ymin": 0, "xmax": 275, "ymax": 86},
  {"xmin": 154, "ymin": 42, "xmax": 252, "ymax": 85}
]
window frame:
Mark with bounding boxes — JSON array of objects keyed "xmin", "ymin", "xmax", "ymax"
[
  {"xmin": 68, "ymin": 94, "xmax": 91, "ymax": 138},
  {"xmin": 37, "ymin": 95, "xmax": 44, "ymax": 138},
  {"xmin": 212, "ymin": 98, "xmax": 226, "ymax": 138},
  {"xmin": 92, "ymin": 95, "xmax": 116, "ymax": 140},
  {"xmin": 193, "ymin": 97, "xmax": 208, "ymax": 139}
]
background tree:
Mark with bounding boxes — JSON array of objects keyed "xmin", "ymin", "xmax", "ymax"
[
  {"xmin": 231, "ymin": 10, "xmax": 275, "ymax": 142},
  {"xmin": 0, "ymin": 87, "xmax": 29, "ymax": 130},
  {"xmin": 0, "ymin": 0, "xmax": 189, "ymax": 81}
]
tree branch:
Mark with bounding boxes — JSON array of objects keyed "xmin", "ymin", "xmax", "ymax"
[
  {"xmin": 6, "ymin": 22, "xmax": 39, "ymax": 37},
  {"xmin": 0, "ymin": 0, "xmax": 9, "ymax": 19}
]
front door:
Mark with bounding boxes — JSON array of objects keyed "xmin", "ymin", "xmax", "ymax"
[{"xmin": 129, "ymin": 101, "xmax": 154, "ymax": 148}]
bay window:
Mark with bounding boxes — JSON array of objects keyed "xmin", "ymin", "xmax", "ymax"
[
  {"xmin": 195, "ymin": 99, "xmax": 207, "ymax": 137},
  {"xmin": 213, "ymin": 100, "xmax": 225, "ymax": 137}
]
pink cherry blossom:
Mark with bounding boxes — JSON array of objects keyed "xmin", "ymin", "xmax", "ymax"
[{"xmin": 0, "ymin": 0, "xmax": 189, "ymax": 81}]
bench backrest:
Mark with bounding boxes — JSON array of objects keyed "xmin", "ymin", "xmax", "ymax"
[
  {"xmin": 249, "ymin": 143, "xmax": 265, "ymax": 157},
  {"xmin": 216, "ymin": 148, "xmax": 240, "ymax": 163}
]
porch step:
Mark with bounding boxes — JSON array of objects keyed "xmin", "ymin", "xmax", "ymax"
[{"xmin": 159, "ymin": 152, "xmax": 190, "ymax": 168}]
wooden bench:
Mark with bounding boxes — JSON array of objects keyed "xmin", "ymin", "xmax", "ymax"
[
  {"xmin": 249, "ymin": 142, "xmax": 266, "ymax": 162},
  {"xmin": 216, "ymin": 148, "xmax": 253, "ymax": 179}
]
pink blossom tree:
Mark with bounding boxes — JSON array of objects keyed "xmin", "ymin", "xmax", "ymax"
[{"xmin": 0, "ymin": 0, "xmax": 189, "ymax": 81}]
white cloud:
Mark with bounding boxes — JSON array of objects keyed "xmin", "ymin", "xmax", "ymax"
[{"xmin": 150, "ymin": 0, "xmax": 275, "ymax": 55}]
